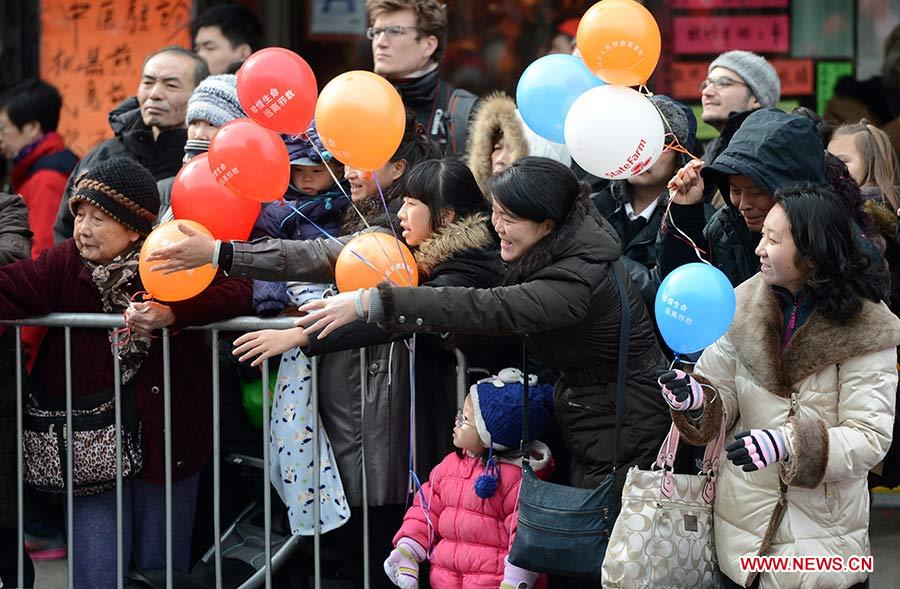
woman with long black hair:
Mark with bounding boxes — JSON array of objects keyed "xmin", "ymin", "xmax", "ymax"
[{"xmin": 658, "ymin": 184, "xmax": 899, "ymax": 589}]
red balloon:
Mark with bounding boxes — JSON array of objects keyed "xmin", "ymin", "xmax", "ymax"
[
  {"xmin": 171, "ymin": 154, "xmax": 261, "ymax": 241},
  {"xmin": 237, "ymin": 48, "xmax": 317, "ymax": 135},
  {"xmin": 207, "ymin": 118, "xmax": 290, "ymax": 203}
]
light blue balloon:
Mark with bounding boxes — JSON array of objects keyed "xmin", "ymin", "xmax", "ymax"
[
  {"xmin": 516, "ymin": 54, "xmax": 604, "ymax": 144},
  {"xmin": 654, "ymin": 263, "xmax": 736, "ymax": 355}
]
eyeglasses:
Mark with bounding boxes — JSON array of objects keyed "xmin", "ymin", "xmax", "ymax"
[
  {"xmin": 699, "ymin": 77, "xmax": 749, "ymax": 93},
  {"xmin": 454, "ymin": 410, "xmax": 473, "ymax": 429},
  {"xmin": 366, "ymin": 25, "xmax": 421, "ymax": 40}
]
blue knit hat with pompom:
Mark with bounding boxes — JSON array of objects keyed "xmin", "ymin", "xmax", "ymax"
[{"xmin": 470, "ymin": 368, "xmax": 554, "ymax": 498}]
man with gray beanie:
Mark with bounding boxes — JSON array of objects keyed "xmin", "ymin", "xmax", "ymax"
[
  {"xmin": 156, "ymin": 73, "xmax": 246, "ymax": 223},
  {"xmin": 593, "ymin": 95, "xmax": 714, "ymax": 310},
  {"xmin": 700, "ymin": 50, "xmax": 781, "ymax": 163}
]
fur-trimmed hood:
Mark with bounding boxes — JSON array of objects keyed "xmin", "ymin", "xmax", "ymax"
[
  {"xmin": 502, "ymin": 189, "xmax": 620, "ymax": 285},
  {"xmin": 414, "ymin": 213, "xmax": 495, "ymax": 278},
  {"xmin": 466, "ymin": 93, "xmax": 530, "ymax": 194},
  {"xmin": 729, "ymin": 273, "xmax": 900, "ymax": 398},
  {"xmin": 861, "ymin": 186, "xmax": 899, "ymax": 238}
]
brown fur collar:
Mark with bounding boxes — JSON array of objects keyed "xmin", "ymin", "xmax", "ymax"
[
  {"xmin": 729, "ymin": 274, "xmax": 900, "ymax": 398},
  {"xmin": 501, "ymin": 190, "xmax": 611, "ymax": 286},
  {"xmin": 863, "ymin": 198, "xmax": 898, "ymax": 239},
  {"xmin": 465, "ymin": 93, "xmax": 530, "ymax": 194},
  {"xmin": 413, "ymin": 213, "xmax": 494, "ymax": 277}
]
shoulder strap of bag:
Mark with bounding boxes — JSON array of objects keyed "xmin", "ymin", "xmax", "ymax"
[
  {"xmin": 522, "ymin": 261, "xmax": 631, "ymax": 468},
  {"xmin": 609, "ymin": 261, "xmax": 630, "ymax": 470},
  {"xmin": 446, "ymin": 88, "xmax": 478, "ymax": 156}
]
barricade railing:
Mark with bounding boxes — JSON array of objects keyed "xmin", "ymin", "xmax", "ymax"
[{"xmin": 1, "ymin": 314, "xmax": 474, "ymax": 589}]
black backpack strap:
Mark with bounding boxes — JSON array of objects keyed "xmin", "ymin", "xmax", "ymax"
[{"xmin": 446, "ymin": 89, "xmax": 478, "ymax": 157}]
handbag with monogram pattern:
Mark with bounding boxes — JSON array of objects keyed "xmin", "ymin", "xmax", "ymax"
[{"xmin": 601, "ymin": 415, "xmax": 726, "ymax": 588}]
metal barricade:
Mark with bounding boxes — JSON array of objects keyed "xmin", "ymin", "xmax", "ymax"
[{"xmin": 0, "ymin": 314, "xmax": 474, "ymax": 589}]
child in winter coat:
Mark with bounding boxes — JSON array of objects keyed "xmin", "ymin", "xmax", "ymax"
[
  {"xmin": 251, "ymin": 127, "xmax": 354, "ymax": 535},
  {"xmin": 251, "ymin": 126, "xmax": 350, "ymax": 315},
  {"xmin": 384, "ymin": 369, "xmax": 554, "ymax": 589}
]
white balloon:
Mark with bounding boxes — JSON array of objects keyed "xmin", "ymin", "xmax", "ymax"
[{"xmin": 564, "ymin": 85, "xmax": 665, "ymax": 180}]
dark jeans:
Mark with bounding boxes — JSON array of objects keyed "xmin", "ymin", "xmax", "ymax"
[{"xmin": 0, "ymin": 528, "xmax": 35, "ymax": 588}]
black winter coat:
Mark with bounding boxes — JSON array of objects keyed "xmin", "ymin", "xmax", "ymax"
[
  {"xmin": 302, "ymin": 214, "xmax": 511, "ymax": 506},
  {"xmin": 53, "ymin": 97, "xmax": 187, "ymax": 242},
  {"xmin": 371, "ymin": 193, "xmax": 671, "ymax": 492},
  {"xmin": 0, "ymin": 194, "xmax": 32, "ymax": 527}
]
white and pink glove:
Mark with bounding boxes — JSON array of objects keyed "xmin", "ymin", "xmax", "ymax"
[
  {"xmin": 384, "ymin": 538, "xmax": 426, "ymax": 589},
  {"xmin": 725, "ymin": 429, "xmax": 789, "ymax": 472},
  {"xmin": 500, "ymin": 556, "xmax": 539, "ymax": 589},
  {"xmin": 657, "ymin": 369, "xmax": 705, "ymax": 412}
]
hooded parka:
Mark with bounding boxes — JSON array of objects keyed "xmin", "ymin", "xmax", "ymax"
[{"xmin": 658, "ymin": 109, "xmax": 826, "ymax": 287}]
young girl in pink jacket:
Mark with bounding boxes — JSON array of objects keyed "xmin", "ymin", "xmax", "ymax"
[{"xmin": 384, "ymin": 369, "xmax": 554, "ymax": 589}]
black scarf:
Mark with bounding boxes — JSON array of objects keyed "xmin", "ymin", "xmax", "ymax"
[{"xmin": 84, "ymin": 245, "xmax": 151, "ymax": 384}]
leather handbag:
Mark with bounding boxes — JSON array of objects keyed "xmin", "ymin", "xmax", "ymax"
[
  {"xmin": 507, "ymin": 262, "xmax": 631, "ymax": 578},
  {"xmin": 23, "ymin": 386, "xmax": 142, "ymax": 496},
  {"xmin": 601, "ymin": 416, "xmax": 727, "ymax": 588}
]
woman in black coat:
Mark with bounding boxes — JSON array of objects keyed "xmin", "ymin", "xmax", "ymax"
[{"xmin": 298, "ymin": 157, "xmax": 672, "ymax": 494}]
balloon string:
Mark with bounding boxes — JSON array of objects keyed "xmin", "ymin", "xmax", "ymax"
[
  {"xmin": 406, "ymin": 335, "xmax": 434, "ymax": 556},
  {"xmin": 645, "ymin": 94, "xmax": 709, "ymax": 265},
  {"xmin": 373, "ymin": 173, "xmax": 416, "ymax": 286},
  {"xmin": 283, "ymin": 200, "xmax": 402, "ymax": 287},
  {"xmin": 664, "ymin": 137, "xmax": 702, "ymax": 162},
  {"xmin": 660, "ymin": 195, "xmax": 711, "ymax": 265},
  {"xmin": 111, "ymin": 291, "xmax": 156, "ymax": 351},
  {"xmin": 292, "ymin": 128, "xmax": 373, "ymax": 232}
]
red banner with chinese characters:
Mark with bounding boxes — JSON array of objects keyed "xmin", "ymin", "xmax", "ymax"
[
  {"xmin": 670, "ymin": 58, "xmax": 813, "ymax": 100},
  {"xmin": 669, "ymin": 0, "xmax": 787, "ymax": 8},
  {"xmin": 673, "ymin": 15, "xmax": 790, "ymax": 55},
  {"xmin": 40, "ymin": 0, "xmax": 192, "ymax": 157}
]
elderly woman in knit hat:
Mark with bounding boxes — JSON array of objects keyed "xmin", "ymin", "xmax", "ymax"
[
  {"xmin": 157, "ymin": 73, "xmax": 246, "ymax": 222},
  {"xmin": 0, "ymin": 156, "xmax": 252, "ymax": 586},
  {"xmin": 592, "ymin": 95, "xmax": 714, "ymax": 310}
]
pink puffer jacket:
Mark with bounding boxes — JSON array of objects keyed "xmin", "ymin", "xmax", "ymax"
[{"xmin": 394, "ymin": 442, "xmax": 552, "ymax": 589}]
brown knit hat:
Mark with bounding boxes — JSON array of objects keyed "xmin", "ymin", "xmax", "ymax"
[{"xmin": 69, "ymin": 157, "xmax": 160, "ymax": 235}]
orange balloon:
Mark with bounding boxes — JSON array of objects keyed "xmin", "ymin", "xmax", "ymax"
[
  {"xmin": 335, "ymin": 232, "xmax": 418, "ymax": 293},
  {"xmin": 577, "ymin": 0, "xmax": 662, "ymax": 86},
  {"xmin": 139, "ymin": 221, "xmax": 217, "ymax": 302},
  {"xmin": 314, "ymin": 71, "xmax": 405, "ymax": 172}
]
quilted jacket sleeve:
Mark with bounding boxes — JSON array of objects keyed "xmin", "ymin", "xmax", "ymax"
[
  {"xmin": 376, "ymin": 268, "xmax": 593, "ymax": 337},
  {"xmin": 781, "ymin": 346, "xmax": 898, "ymax": 488}
]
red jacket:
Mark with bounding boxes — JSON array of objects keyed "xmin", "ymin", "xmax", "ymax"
[
  {"xmin": 0, "ymin": 239, "xmax": 253, "ymax": 482},
  {"xmin": 395, "ymin": 443, "xmax": 552, "ymax": 589},
  {"xmin": 10, "ymin": 132, "xmax": 78, "ymax": 258}
]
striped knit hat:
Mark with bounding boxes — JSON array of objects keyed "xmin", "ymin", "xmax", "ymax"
[
  {"xmin": 69, "ymin": 157, "xmax": 159, "ymax": 235},
  {"xmin": 185, "ymin": 74, "xmax": 245, "ymax": 128}
]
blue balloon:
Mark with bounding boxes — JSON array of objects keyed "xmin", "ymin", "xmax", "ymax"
[
  {"xmin": 516, "ymin": 54, "xmax": 604, "ymax": 144},
  {"xmin": 654, "ymin": 263, "xmax": 736, "ymax": 355}
]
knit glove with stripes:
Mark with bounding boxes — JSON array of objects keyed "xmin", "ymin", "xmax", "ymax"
[
  {"xmin": 657, "ymin": 369, "xmax": 705, "ymax": 412},
  {"xmin": 725, "ymin": 429, "xmax": 789, "ymax": 472},
  {"xmin": 384, "ymin": 538, "xmax": 426, "ymax": 589}
]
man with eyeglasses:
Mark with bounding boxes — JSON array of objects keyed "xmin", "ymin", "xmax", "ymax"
[
  {"xmin": 365, "ymin": 0, "xmax": 478, "ymax": 157},
  {"xmin": 699, "ymin": 51, "xmax": 781, "ymax": 165}
]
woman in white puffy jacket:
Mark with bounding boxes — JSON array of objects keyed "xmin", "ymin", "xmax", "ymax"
[{"xmin": 658, "ymin": 184, "xmax": 900, "ymax": 589}]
